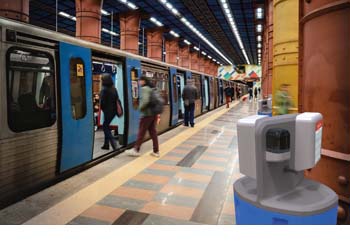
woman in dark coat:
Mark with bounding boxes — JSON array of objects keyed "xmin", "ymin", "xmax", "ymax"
[{"xmin": 100, "ymin": 74, "xmax": 119, "ymax": 150}]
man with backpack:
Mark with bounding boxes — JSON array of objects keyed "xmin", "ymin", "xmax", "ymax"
[
  {"xmin": 126, "ymin": 76, "xmax": 163, "ymax": 158},
  {"xmin": 182, "ymin": 79, "xmax": 198, "ymax": 127}
]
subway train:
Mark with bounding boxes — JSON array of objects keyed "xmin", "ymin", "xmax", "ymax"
[{"xmin": 0, "ymin": 17, "xmax": 245, "ymax": 208}]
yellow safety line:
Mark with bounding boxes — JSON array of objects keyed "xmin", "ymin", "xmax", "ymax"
[{"xmin": 24, "ymin": 101, "xmax": 240, "ymax": 225}]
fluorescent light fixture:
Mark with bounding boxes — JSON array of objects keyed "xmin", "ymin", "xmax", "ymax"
[
  {"xmin": 59, "ymin": 11, "xmax": 76, "ymax": 21},
  {"xmin": 184, "ymin": 39, "xmax": 191, "ymax": 45},
  {"xmin": 256, "ymin": 8, "xmax": 263, "ymax": 19},
  {"xmin": 194, "ymin": 46, "xmax": 200, "ymax": 51},
  {"xmin": 257, "ymin": 43, "xmax": 262, "ymax": 48},
  {"xmin": 208, "ymin": 55, "xmax": 212, "ymax": 59},
  {"xmin": 257, "ymin": 35, "xmax": 262, "ymax": 42},
  {"xmin": 258, "ymin": 53, "xmax": 261, "ymax": 57},
  {"xmin": 169, "ymin": 30, "xmax": 180, "ymax": 38},
  {"xmin": 101, "ymin": 9, "xmax": 110, "ymax": 15},
  {"xmin": 256, "ymin": 24, "xmax": 263, "ymax": 33},
  {"xmin": 150, "ymin": 17, "xmax": 163, "ymax": 27},
  {"xmin": 163, "ymin": 51, "xmax": 166, "ymax": 55},
  {"xmin": 218, "ymin": 0, "xmax": 250, "ymax": 64},
  {"xmin": 102, "ymin": 28, "xmax": 119, "ymax": 36},
  {"xmin": 117, "ymin": 0, "xmax": 138, "ymax": 10},
  {"xmin": 201, "ymin": 51, "xmax": 207, "ymax": 55},
  {"xmin": 258, "ymin": 49, "xmax": 261, "ymax": 54},
  {"xmin": 160, "ymin": 0, "xmax": 233, "ymax": 65},
  {"xmin": 213, "ymin": 59, "xmax": 216, "ymax": 62}
]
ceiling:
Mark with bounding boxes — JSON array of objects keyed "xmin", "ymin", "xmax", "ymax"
[{"xmin": 29, "ymin": 0, "xmax": 265, "ymax": 66}]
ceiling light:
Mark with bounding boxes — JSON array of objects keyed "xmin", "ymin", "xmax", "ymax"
[
  {"xmin": 102, "ymin": 28, "xmax": 118, "ymax": 36},
  {"xmin": 184, "ymin": 39, "xmax": 191, "ymax": 45},
  {"xmin": 165, "ymin": 2, "xmax": 173, "ymax": 9},
  {"xmin": 201, "ymin": 51, "xmax": 207, "ymax": 55},
  {"xmin": 218, "ymin": 0, "xmax": 250, "ymax": 64},
  {"xmin": 117, "ymin": 0, "xmax": 138, "ymax": 10},
  {"xmin": 256, "ymin": 24, "xmax": 263, "ymax": 32},
  {"xmin": 213, "ymin": 59, "xmax": 216, "ymax": 62},
  {"xmin": 208, "ymin": 55, "xmax": 212, "ymax": 59},
  {"xmin": 256, "ymin": 8, "xmax": 264, "ymax": 19},
  {"xmin": 101, "ymin": 9, "xmax": 110, "ymax": 16},
  {"xmin": 150, "ymin": 17, "xmax": 163, "ymax": 27},
  {"xmin": 160, "ymin": 0, "xmax": 233, "ymax": 65},
  {"xmin": 257, "ymin": 35, "xmax": 262, "ymax": 42},
  {"xmin": 59, "ymin": 11, "xmax": 76, "ymax": 21},
  {"xmin": 258, "ymin": 49, "xmax": 261, "ymax": 54},
  {"xmin": 169, "ymin": 30, "xmax": 180, "ymax": 38},
  {"xmin": 257, "ymin": 43, "xmax": 262, "ymax": 48},
  {"xmin": 127, "ymin": 2, "xmax": 138, "ymax": 9},
  {"xmin": 194, "ymin": 46, "xmax": 200, "ymax": 51}
]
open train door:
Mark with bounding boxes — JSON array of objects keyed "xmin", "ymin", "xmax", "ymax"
[{"xmin": 59, "ymin": 42, "xmax": 93, "ymax": 172}]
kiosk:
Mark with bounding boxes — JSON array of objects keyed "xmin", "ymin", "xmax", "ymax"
[{"xmin": 234, "ymin": 113, "xmax": 338, "ymax": 224}]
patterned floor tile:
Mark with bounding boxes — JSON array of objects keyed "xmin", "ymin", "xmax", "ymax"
[
  {"xmin": 153, "ymin": 192, "xmax": 200, "ymax": 208},
  {"xmin": 68, "ymin": 216, "xmax": 110, "ymax": 225},
  {"xmin": 148, "ymin": 163, "xmax": 179, "ymax": 172},
  {"xmin": 122, "ymin": 180, "xmax": 164, "ymax": 191},
  {"xmin": 155, "ymin": 159, "xmax": 178, "ymax": 166},
  {"xmin": 80, "ymin": 204, "xmax": 124, "ymax": 224},
  {"xmin": 113, "ymin": 210, "xmax": 149, "ymax": 225},
  {"xmin": 132, "ymin": 173, "xmax": 170, "ymax": 185},
  {"xmin": 218, "ymin": 214, "xmax": 235, "ymax": 225},
  {"xmin": 160, "ymin": 184, "xmax": 204, "ymax": 198},
  {"xmin": 143, "ymin": 214, "xmax": 201, "ymax": 225},
  {"xmin": 174, "ymin": 172, "xmax": 212, "ymax": 183},
  {"xmin": 142, "ymin": 168, "xmax": 177, "ymax": 177},
  {"xmin": 110, "ymin": 186, "xmax": 157, "ymax": 201},
  {"xmin": 168, "ymin": 177, "xmax": 208, "ymax": 190},
  {"xmin": 180, "ymin": 167, "xmax": 215, "ymax": 176},
  {"xmin": 98, "ymin": 195, "xmax": 147, "ymax": 211},
  {"xmin": 196, "ymin": 159, "xmax": 228, "ymax": 167},
  {"xmin": 192, "ymin": 163, "xmax": 226, "ymax": 172},
  {"xmin": 140, "ymin": 202, "xmax": 195, "ymax": 220}
]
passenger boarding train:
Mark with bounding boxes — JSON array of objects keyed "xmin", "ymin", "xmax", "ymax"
[{"xmin": 0, "ymin": 17, "xmax": 246, "ymax": 207}]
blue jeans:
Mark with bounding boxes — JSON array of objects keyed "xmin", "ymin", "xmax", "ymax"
[
  {"xmin": 103, "ymin": 113, "xmax": 117, "ymax": 149},
  {"xmin": 184, "ymin": 103, "xmax": 195, "ymax": 126}
]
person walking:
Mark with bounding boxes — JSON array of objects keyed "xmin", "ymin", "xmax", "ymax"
[
  {"xmin": 126, "ymin": 76, "xmax": 161, "ymax": 157},
  {"xmin": 224, "ymin": 85, "xmax": 233, "ymax": 108},
  {"xmin": 254, "ymin": 87, "xmax": 258, "ymax": 100},
  {"xmin": 100, "ymin": 74, "xmax": 120, "ymax": 150},
  {"xmin": 248, "ymin": 87, "xmax": 253, "ymax": 101},
  {"xmin": 182, "ymin": 79, "xmax": 198, "ymax": 127},
  {"xmin": 230, "ymin": 85, "xmax": 235, "ymax": 101}
]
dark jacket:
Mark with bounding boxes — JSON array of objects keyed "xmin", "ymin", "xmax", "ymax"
[
  {"xmin": 139, "ymin": 85, "xmax": 153, "ymax": 117},
  {"xmin": 224, "ymin": 87, "xmax": 233, "ymax": 97},
  {"xmin": 100, "ymin": 86, "xmax": 118, "ymax": 118},
  {"xmin": 182, "ymin": 85, "xmax": 198, "ymax": 105}
]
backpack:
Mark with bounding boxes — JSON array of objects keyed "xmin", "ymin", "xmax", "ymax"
[{"xmin": 149, "ymin": 88, "xmax": 164, "ymax": 115}]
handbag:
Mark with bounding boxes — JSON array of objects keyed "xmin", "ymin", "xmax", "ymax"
[{"xmin": 116, "ymin": 98, "xmax": 123, "ymax": 117}]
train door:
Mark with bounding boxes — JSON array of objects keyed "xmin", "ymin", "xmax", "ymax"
[
  {"xmin": 91, "ymin": 56, "xmax": 125, "ymax": 159},
  {"xmin": 219, "ymin": 79, "xmax": 224, "ymax": 105},
  {"xmin": 141, "ymin": 62, "xmax": 171, "ymax": 134},
  {"xmin": 169, "ymin": 67, "xmax": 178, "ymax": 126},
  {"xmin": 126, "ymin": 58, "xmax": 141, "ymax": 144},
  {"xmin": 59, "ymin": 42, "xmax": 93, "ymax": 172},
  {"xmin": 192, "ymin": 73, "xmax": 202, "ymax": 117},
  {"xmin": 209, "ymin": 77, "xmax": 215, "ymax": 110},
  {"xmin": 176, "ymin": 72, "xmax": 185, "ymax": 122}
]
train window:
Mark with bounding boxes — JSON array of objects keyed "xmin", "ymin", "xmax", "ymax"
[
  {"xmin": 194, "ymin": 77, "xmax": 202, "ymax": 99},
  {"xmin": 69, "ymin": 58, "xmax": 87, "ymax": 120},
  {"xmin": 6, "ymin": 47, "xmax": 56, "ymax": 132}
]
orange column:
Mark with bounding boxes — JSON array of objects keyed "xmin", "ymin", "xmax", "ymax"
[
  {"xmin": 204, "ymin": 59, "xmax": 211, "ymax": 75},
  {"xmin": 75, "ymin": 0, "xmax": 103, "ymax": 43},
  {"xmin": 146, "ymin": 27, "xmax": 164, "ymax": 61},
  {"xmin": 267, "ymin": 0, "xmax": 273, "ymax": 96},
  {"xmin": 300, "ymin": 0, "xmax": 350, "ymax": 224},
  {"xmin": 179, "ymin": 45, "xmax": 190, "ymax": 69},
  {"xmin": 190, "ymin": 51, "xmax": 199, "ymax": 71},
  {"xmin": 120, "ymin": 11, "xmax": 141, "ymax": 54},
  {"xmin": 0, "ymin": 0, "xmax": 29, "ymax": 22},
  {"xmin": 165, "ymin": 39, "xmax": 179, "ymax": 66}
]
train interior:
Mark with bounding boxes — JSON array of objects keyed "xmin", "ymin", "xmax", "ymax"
[
  {"xmin": 176, "ymin": 72, "xmax": 186, "ymax": 122},
  {"xmin": 92, "ymin": 57, "xmax": 125, "ymax": 159}
]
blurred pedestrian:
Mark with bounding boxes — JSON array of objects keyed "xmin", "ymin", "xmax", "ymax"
[{"xmin": 182, "ymin": 79, "xmax": 198, "ymax": 127}]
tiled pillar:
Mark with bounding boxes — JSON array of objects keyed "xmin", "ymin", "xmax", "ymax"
[
  {"xmin": 190, "ymin": 51, "xmax": 199, "ymax": 72},
  {"xmin": 146, "ymin": 27, "xmax": 164, "ymax": 61},
  {"xmin": 0, "ymin": 0, "xmax": 29, "ymax": 22},
  {"xmin": 165, "ymin": 39, "xmax": 179, "ymax": 66},
  {"xmin": 75, "ymin": 0, "xmax": 103, "ymax": 43},
  {"xmin": 272, "ymin": 0, "xmax": 299, "ymax": 114},
  {"xmin": 300, "ymin": 0, "xmax": 350, "ymax": 224},
  {"xmin": 120, "ymin": 10, "xmax": 141, "ymax": 54},
  {"xmin": 179, "ymin": 45, "xmax": 190, "ymax": 69}
]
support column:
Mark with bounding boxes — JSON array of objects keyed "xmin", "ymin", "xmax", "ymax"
[
  {"xmin": 75, "ymin": 0, "xmax": 103, "ymax": 43},
  {"xmin": 0, "ymin": 0, "xmax": 29, "ymax": 22},
  {"xmin": 179, "ymin": 45, "xmax": 190, "ymax": 69},
  {"xmin": 146, "ymin": 27, "xmax": 164, "ymax": 61},
  {"xmin": 120, "ymin": 10, "xmax": 141, "ymax": 54},
  {"xmin": 190, "ymin": 51, "xmax": 199, "ymax": 71},
  {"xmin": 267, "ymin": 0, "xmax": 274, "ymax": 96},
  {"xmin": 272, "ymin": 0, "xmax": 299, "ymax": 114},
  {"xmin": 204, "ymin": 59, "xmax": 211, "ymax": 75},
  {"xmin": 300, "ymin": 0, "xmax": 350, "ymax": 224},
  {"xmin": 165, "ymin": 39, "xmax": 179, "ymax": 66}
]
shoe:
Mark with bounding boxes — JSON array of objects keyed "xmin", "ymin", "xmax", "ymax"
[
  {"xmin": 190, "ymin": 124, "xmax": 194, "ymax": 128},
  {"xmin": 150, "ymin": 152, "xmax": 160, "ymax": 158},
  {"xmin": 125, "ymin": 148, "xmax": 141, "ymax": 157},
  {"xmin": 184, "ymin": 123, "xmax": 189, "ymax": 127},
  {"xmin": 101, "ymin": 145, "xmax": 109, "ymax": 150}
]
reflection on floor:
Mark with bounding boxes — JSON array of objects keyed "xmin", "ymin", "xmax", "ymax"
[
  {"xmin": 93, "ymin": 130, "xmax": 121, "ymax": 159},
  {"xmin": 68, "ymin": 101, "xmax": 257, "ymax": 225}
]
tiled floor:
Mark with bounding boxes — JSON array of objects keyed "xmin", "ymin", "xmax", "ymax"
[{"xmin": 67, "ymin": 101, "xmax": 257, "ymax": 225}]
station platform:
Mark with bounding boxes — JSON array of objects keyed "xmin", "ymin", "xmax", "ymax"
[{"xmin": 0, "ymin": 99, "xmax": 256, "ymax": 225}]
